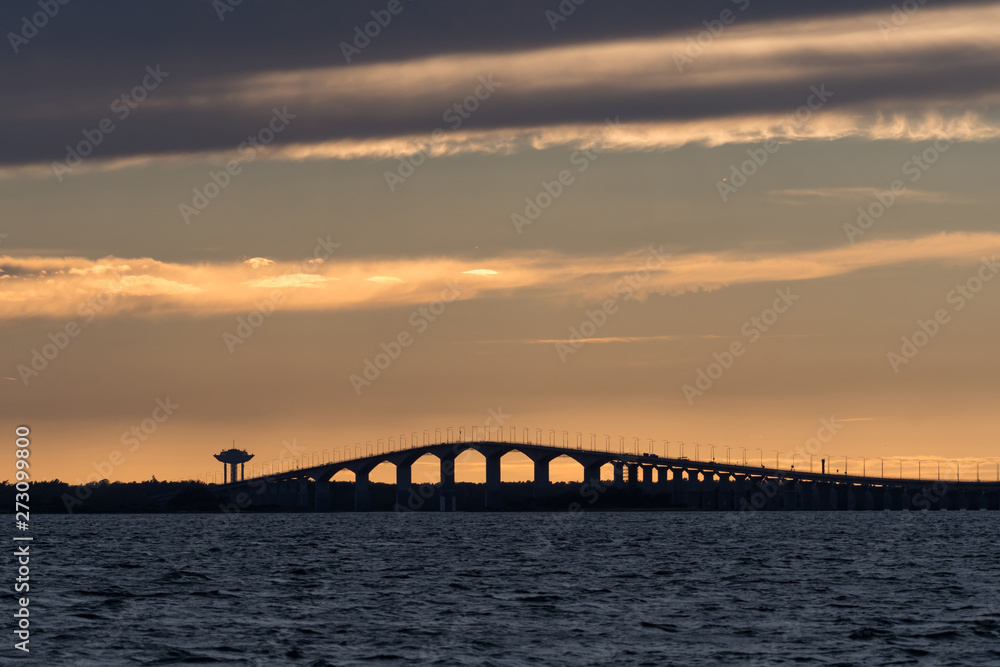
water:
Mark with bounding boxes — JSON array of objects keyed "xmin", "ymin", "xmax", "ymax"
[{"xmin": 23, "ymin": 512, "xmax": 1000, "ymax": 665}]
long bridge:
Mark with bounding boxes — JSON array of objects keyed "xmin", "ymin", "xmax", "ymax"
[{"xmin": 212, "ymin": 437, "xmax": 1000, "ymax": 512}]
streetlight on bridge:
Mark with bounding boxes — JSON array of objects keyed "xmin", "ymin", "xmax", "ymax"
[
  {"xmin": 754, "ymin": 448, "xmax": 763, "ymax": 466},
  {"xmin": 663, "ymin": 441, "xmax": 670, "ymax": 458},
  {"xmin": 772, "ymin": 449, "xmax": 780, "ymax": 469},
  {"xmin": 740, "ymin": 447, "xmax": 747, "ymax": 465},
  {"xmin": 693, "ymin": 442, "xmax": 700, "ymax": 460},
  {"xmin": 725, "ymin": 446, "xmax": 731, "ymax": 464}
]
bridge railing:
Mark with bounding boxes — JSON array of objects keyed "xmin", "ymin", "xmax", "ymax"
[{"xmin": 198, "ymin": 427, "xmax": 1000, "ymax": 485}]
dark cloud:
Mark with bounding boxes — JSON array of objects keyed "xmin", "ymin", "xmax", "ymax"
[{"xmin": 0, "ymin": 1, "xmax": 998, "ymax": 167}]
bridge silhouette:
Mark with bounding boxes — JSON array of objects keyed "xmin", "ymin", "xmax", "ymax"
[{"xmin": 211, "ymin": 431, "xmax": 1000, "ymax": 512}]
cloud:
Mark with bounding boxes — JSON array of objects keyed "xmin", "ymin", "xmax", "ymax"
[
  {"xmin": 3, "ymin": 3, "xmax": 1000, "ymax": 172},
  {"xmin": 766, "ymin": 187, "xmax": 978, "ymax": 205},
  {"xmin": 520, "ymin": 335, "xmax": 682, "ymax": 345},
  {"xmin": 2, "ymin": 232, "xmax": 999, "ymax": 320},
  {"xmin": 242, "ymin": 274, "xmax": 334, "ymax": 289}
]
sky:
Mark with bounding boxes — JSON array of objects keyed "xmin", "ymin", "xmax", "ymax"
[{"xmin": 2, "ymin": 0, "xmax": 1000, "ymax": 487}]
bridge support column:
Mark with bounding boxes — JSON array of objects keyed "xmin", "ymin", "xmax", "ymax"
[
  {"xmin": 440, "ymin": 454, "xmax": 457, "ymax": 511},
  {"xmin": 717, "ymin": 474, "xmax": 733, "ymax": 510},
  {"xmin": 627, "ymin": 464, "xmax": 639, "ymax": 493},
  {"xmin": 533, "ymin": 458, "xmax": 552, "ymax": 504},
  {"xmin": 686, "ymin": 471, "xmax": 703, "ymax": 509},
  {"xmin": 640, "ymin": 465, "xmax": 655, "ymax": 494},
  {"xmin": 613, "ymin": 462, "xmax": 625, "ymax": 490},
  {"xmin": 672, "ymin": 468, "xmax": 686, "ymax": 506},
  {"xmin": 314, "ymin": 480, "xmax": 331, "ymax": 511},
  {"xmin": 395, "ymin": 462, "xmax": 413, "ymax": 511},
  {"xmin": 583, "ymin": 461, "xmax": 603, "ymax": 492},
  {"xmin": 354, "ymin": 469, "xmax": 372, "ymax": 511},
  {"xmin": 485, "ymin": 452, "xmax": 503, "ymax": 510},
  {"xmin": 656, "ymin": 467, "xmax": 671, "ymax": 496}
]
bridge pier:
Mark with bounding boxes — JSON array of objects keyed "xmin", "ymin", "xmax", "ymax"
[
  {"xmin": 686, "ymin": 470, "xmax": 703, "ymax": 509},
  {"xmin": 583, "ymin": 461, "xmax": 603, "ymax": 492},
  {"xmin": 354, "ymin": 468, "xmax": 373, "ymax": 511},
  {"xmin": 640, "ymin": 464, "xmax": 655, "ymax": 494},
  {"xmin": 440, "ymin": 454, "xmax": 457, "ymax": 511},
  {"xmin": 627, "ymin": 463, "xmax": 639, "ymax": 493},
  {"xmin": 717, "ymin": 474, "xmax": 733, "ymax": 510},
  {"xmin": 485, "ymin": 452, "xmax": 503, "ymax": 510},
  {"xmin": 395, "ymin": 462, "xmax": 413, "ymax": 511},
  {"xmin": 656, "ymin": 467, "xmax": 672, "ymax": 499},
  {"xmin": 314, "ymin": 480, "xmax": 332, "ymax": 511},
  {"xmin": 613, "ymin": 462, "xmax": 625, "ymax": 490},
  {"xmin": 528, "ymin": 453, "xmax": 557, "ymax": 504}
]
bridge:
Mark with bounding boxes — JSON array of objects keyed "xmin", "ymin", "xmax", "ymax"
[{"xmin": 212, "ymin": 435, "xmax": 1000, "ymax": 512}]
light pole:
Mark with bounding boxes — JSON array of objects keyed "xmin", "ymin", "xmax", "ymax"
[
  {"xmin": 862, "ymin": 457, "xmax": 867, "ymax": 477},
  {"xmin": 693, "ymin": 442, "xmax": 700, "ymax": 460},
  {"xmin": 772, "ymin": 449, "xmax": 780, "ymax": 469},
  {"xmin": 709, "ymin": 444, "xmax": 715, "ymax": 461},
  {"xmin": 678, "ymin": 441, "xmax": 685, "ymax": 458},
  {"xmin": 726, "ymin": 446, "xmax": 731, "ymax": 464},
  {"xmin": 755, "ymin": 448, "xmax": 763, "ymax": 466},
  {"xmin": 741, "ymin": 447, "xmax": 747, "ymax": 465},
  {"xmin": 663, "ymin": 440, "xmax": 670, "ymax": 458}
]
